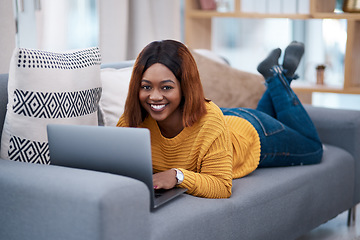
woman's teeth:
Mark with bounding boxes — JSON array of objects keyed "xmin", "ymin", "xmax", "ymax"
[{"xmin": 151, "ymin": 104, "xmax": 166, "ymax": 110}]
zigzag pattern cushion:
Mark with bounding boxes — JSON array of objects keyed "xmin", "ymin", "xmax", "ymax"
[{"xmin": 0, "ymin": 47, "xmax": 101, "ymax": 164}]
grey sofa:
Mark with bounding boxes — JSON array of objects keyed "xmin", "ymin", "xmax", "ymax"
[{"xmin": 0, "ymin": 61, "xmax": 359, "ymax": 240}]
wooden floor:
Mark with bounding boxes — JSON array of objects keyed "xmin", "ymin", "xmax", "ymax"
[{"xmin": 297, "ymin": 205, "xmax": 359, "ymax": 240}]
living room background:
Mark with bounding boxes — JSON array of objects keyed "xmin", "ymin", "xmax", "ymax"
[
  {"xmin": 1, "ymin": 0, "xmax": 359, "ymax": 110},
  {"xmin": 11, "ymin": 0, "xmax": 182, "ymax": 62}
]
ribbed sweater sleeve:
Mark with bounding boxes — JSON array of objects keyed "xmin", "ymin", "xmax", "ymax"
[{"xmin": 176, "ymin": 117, "xmax": 233, "ymax": 198}]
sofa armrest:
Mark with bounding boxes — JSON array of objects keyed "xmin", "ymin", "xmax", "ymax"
[
  {"xmin": 304, "ymin": 105, "xmax": 360, "ymax": 204},
  {"xmin": 0, "ymin": 160, "xmax": 150, "ymax": 240}
]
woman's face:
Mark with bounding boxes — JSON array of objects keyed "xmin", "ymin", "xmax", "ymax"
[{"xmin": 139, "ymin": 63, "xmax": 182, "ymax": 128}]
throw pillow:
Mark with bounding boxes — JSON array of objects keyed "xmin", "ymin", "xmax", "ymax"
[
  {"xmin": 0, "ymin": 47, "xmax": 102, "ymax": 164},
  {"xmin": 99, "ymin": 67, "xmax": 132, "ymax": 126},
  {"xmin": 191, "ymin": 50, "xmax": 266, "ymax": 109}
]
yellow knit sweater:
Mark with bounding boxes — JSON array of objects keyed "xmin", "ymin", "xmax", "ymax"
[{"xmin": 117, "ymin": 101, "xmax": 260, "ymax": 198}]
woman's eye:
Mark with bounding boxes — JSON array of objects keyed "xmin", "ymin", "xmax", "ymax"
[
  {"xmin": 162, "ymin": 86, "xmax": 173, "ymax": 90},
  {"xmin": 141, "ymin": 85, "xmax": 151, "ymax": 90}
]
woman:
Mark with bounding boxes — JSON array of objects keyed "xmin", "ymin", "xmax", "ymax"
[{"xmin": 116, "ymin": 40, "xmax": 323, "ymax": 199}]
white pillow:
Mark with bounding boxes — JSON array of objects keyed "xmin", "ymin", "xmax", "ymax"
[
  {"xmin": 99, "ymin": 67, "xmax": 132, "ymax": 126},
  {"xmin": 0, "ymin": 47, "xmax": 102, "ymax": 164}
]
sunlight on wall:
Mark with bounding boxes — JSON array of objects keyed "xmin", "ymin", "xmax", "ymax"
[
  {"xmin": 313, "ymin": 93, "xmax": 360, "ymax": 111},
  {"xmin": 320, "ymin": 19, "xmax": 347, "ymax": 86}
]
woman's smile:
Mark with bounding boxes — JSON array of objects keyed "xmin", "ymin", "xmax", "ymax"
[{"xmin": 150, "ymin": 104, "xmax": 167, "ymax": 111}]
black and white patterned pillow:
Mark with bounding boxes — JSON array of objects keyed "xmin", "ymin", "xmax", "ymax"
[{"xmin": 0, "ymin": 47, "xmax": 101, "ymax": 164}]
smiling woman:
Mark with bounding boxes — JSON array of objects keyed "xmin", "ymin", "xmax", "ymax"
[
  {"xmin": 116, "ymin": 39, "xmax": 323, "ymax": 199},
  {"xmin": 116, "ymin": 40, "xmax": 232, "ymax": 198}
]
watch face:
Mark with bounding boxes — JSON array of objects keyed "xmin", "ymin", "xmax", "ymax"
[{"xmin": 176, "ymin": 169, "xmax": 184, "ymax": 184}]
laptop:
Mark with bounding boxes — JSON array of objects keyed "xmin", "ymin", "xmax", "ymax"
[{"xmin": 47, "ymin": 124, "xmax": 187, "ymax": 210}]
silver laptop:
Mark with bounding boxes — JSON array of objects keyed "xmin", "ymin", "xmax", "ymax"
[{"xmin": 47, "ymin": 124, "xmax": 187, "ymax": 210}]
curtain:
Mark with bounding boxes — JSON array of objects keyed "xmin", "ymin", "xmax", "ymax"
[
  {"xmin": 13, "ymin": 0, "xmax": 182, "ymax": 63},
  {"xmin": 126, "ymin": 0, "xmax": 182, "ymax": 60},
  {"xmin": 99, "ymin": 0, "xmax": 182, "ymax": 62},
  {"xmin": 0, "ymin": 0, "xmax": 16, "ymax": 74}
]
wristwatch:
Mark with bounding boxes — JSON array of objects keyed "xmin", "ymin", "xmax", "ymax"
[{"xmin": 173, "ymin": 168, "xmax": 184, "ymax": 185}]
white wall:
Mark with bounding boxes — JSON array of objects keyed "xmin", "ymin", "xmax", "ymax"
[{"xmin": 0, "ymin": 0, "xmax": 16, "ymax": 74}]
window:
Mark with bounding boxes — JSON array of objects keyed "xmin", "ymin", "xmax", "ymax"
[
  {"xmin": 14, "ymin": 0, "xmax": 98, "ymax": 51},
  {"xmin": 211, "ymin": 18, "xmax": 346, "ymax": 87}
]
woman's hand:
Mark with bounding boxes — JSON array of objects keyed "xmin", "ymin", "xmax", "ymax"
[{"xmin": 153, "ymin": 169, "xmax": 177, "ymax": 190}]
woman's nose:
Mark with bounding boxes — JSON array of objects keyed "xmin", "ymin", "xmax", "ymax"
[{"xmin": 149, "ymin": 89, "xmax": 163, "ymax": 100}]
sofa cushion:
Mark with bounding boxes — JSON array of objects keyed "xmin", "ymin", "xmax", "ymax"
[
  {"xmin": 99, "ymin": 67, "xmax": 132, "ymax": 126},
  {"xmin": 191, "ymin": 50, "xmax": 266, "ymax": 109},
  {"xmin": 0, "ymin": 47, "xmax": 101, "ymax": 164}
]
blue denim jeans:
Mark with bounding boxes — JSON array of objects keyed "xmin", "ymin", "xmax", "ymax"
[{"xmin": 221, "ymin": 66, "xmax": 323, "ymax": 167}]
